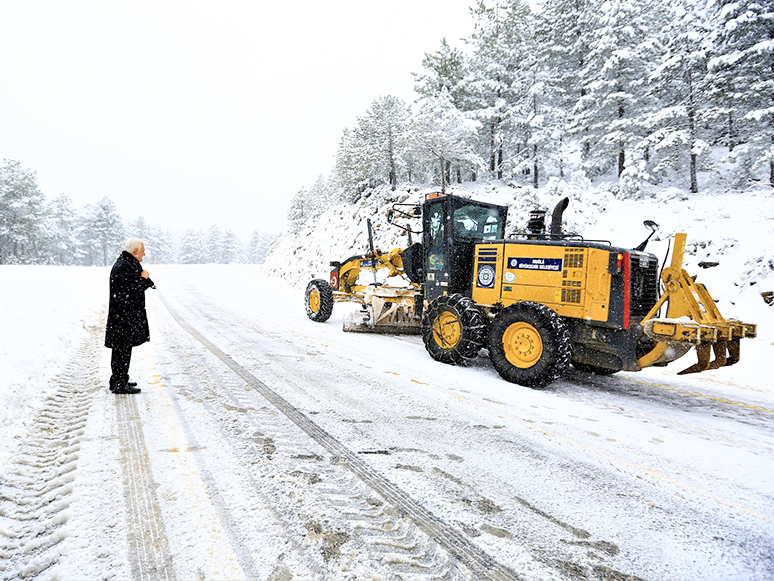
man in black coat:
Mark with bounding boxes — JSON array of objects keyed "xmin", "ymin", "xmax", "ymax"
[{"xmin": 105, "ymin": 238, "xmax": 155, "ymax": 394}]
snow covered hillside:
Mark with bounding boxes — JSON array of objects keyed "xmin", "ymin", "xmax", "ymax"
[{"xmin": 264, "ymin": 178, "xmax": 774, "ymax": 345}]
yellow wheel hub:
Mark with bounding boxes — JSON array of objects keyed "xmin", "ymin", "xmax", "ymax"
[
  {"xmin": 433, "ymin": 311, "xmax": 461, "ymax": 349},
  {"xmin": 308, "ymin": 289, "xmax": 320, "ymax": 313},
  {"xmin": 502, "ymin": 322, "xmax": 543, "ymax": 368}
]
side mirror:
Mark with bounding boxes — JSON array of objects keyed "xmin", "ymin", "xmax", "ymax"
[{"xmin": 635, "ymin": 220, "xmax": 659, "ymax": 252}]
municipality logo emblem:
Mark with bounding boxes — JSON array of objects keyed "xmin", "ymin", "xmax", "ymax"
[{"xmin": 477, "ymin": 265, "xmax": 495, "ymax": 288}]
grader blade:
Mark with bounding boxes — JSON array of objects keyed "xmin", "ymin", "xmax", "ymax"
[
  {"xmin": 639, "ymin": 233, "xmax": 757, "ymax": 374},
  {"xmin": 342, "ymin": 310, "xmax": 422, "ymax": 334},
  {"xmin": 341, "ymin": 289, "xmax": 422, "ymax": 335}
]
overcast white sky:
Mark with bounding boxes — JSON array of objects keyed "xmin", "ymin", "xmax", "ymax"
[{"xmin": 0, "ymin": 1, "xmax": 477, "ymax": 239}]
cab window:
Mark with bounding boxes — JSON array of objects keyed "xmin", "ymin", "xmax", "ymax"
[
  {"xmin": 427, "ymin": 202, "xmax": 445, "ymax": 271},
  {"xmin": 453, "ymin": 204, "xmax": 504, "ymax": 242}
]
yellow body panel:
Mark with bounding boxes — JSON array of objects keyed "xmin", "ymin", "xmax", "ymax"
[
  {"xmin": 470, "ymin": 245, "xmax": 504, "ymax": 306},
  {"xmin": 472, "ymin": 243, "xmax": 611, "ymax": 323},
  {"xmin": 585, "ymin": 249, "xmax": 612, "ymax": 322}
]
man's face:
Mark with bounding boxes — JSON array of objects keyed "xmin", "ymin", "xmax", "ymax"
[{"xmin": 133, "ymin": 244, "xmax": 145, "ymax": 262}]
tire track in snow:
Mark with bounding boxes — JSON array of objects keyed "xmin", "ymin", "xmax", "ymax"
[
  {"xmin": 116, "ymin": 393, "xmax": 176, "ymax": 580},
  {"xmin": 0, "ymin": 324, "xmax": 100, "ymax": 580},
  {"xmin": 153, "ymin": 298, "xmax": 476, "ymax": 580},
  {"xmin": 166, "ymin": 289, "xmax": 628, "ymax": 564},
  {"xmin": 160, "ymin": 280, "xmax": 774, "ymax": 581},
  {"xmin": 136, "ymin": 351, "xmax": 269, "ymax": 580},
  {"xmin": 158, "ymin": 291, "xmax": 524, "ymax": 581}
]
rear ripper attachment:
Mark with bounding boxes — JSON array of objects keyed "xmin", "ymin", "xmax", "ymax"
[{"xmin": 637, "ymin": 233, "xmax": 757, "ymax": 375}]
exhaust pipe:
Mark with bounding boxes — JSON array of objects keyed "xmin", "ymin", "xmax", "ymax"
[{"xmin": 550, "ymin": 197, "xmax": 569, "ymax": 240}]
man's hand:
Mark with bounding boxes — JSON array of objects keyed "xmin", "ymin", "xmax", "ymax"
[{"xmin": 141, "ymin": 270, "xmax": 150, "ymax": 279}]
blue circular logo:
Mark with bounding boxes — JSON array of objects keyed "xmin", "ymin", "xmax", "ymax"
[{"xmin": 478, "ymin": 265, "xmax": 495, "ymax": 288}]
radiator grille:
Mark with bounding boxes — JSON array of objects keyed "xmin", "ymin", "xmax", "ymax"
[
  {"xmin": 562, "ymin": 251, "xmax": 584, "ymax": 304},
  {"xmin": 630, "ymin": 256, "xmax": 659, "ymax": 321}
]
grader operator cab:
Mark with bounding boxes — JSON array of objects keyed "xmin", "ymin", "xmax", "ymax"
[{"xmin": 304, "ymin": 193, "xmax": 756, "ymax": 388}]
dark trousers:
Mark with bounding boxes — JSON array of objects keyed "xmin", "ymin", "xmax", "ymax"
[{"xmin": 110, "ymin": 345, "xmax": 133, "ymax": 389}]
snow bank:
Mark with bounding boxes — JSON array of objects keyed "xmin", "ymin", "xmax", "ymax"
[
  {"xmin": 264, "ymin": 185, "xmax": 421, "ymax": 287},
  {"xmin": 0, "ymin": 266, "xmax": 108, "ymax": 463}
]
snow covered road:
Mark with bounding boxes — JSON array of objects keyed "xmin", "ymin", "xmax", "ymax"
[{"xmin": 2, "ymin": 265, "xmax": 773, "ymax": 580}]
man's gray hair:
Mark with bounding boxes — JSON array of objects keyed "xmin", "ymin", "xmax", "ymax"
[{"xmin": 124, "ymin": 238, "xmax": 145, "ymax": 253}]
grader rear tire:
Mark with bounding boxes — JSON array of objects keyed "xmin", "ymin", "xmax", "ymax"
[
  {"xmin": 305, "ymin": 279, "xmax": 334, "ymax": 322},
  {"xmin": 488, "ymin": 302, "xmax": 571, "ymax": 388},
  {"xmin": 422, "ymin": 294, "xmax": 486, "ymax": 365}
]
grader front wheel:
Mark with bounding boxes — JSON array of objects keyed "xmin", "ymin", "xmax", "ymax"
[{"xmin": 305, "ymin": 279, "xmax": 334, "ymax": 322}]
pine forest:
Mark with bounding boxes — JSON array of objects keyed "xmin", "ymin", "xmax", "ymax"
[{"xmin": 2, "ymin": 0, "xmax": 772, "ymax": 262}]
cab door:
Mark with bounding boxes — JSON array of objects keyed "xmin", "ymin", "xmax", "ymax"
[{"xmin": 423, "ymin": 199, "xmax": 449, "ymax": 302}]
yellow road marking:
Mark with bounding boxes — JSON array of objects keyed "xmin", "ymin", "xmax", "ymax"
[
  {"xmin": 523, "ymin": 421, "xmax": 774, "ymax": 523},
  {"xmin": 141, "ymin": 354, "xmax": 245, "ymax": 579},
  {"xmin": 625, "ymin": 376, "xmax": 774, "ymax": 414},
  {"xmin": 424, "ymin": 380, "xmax": 774, "ymax": 523}
]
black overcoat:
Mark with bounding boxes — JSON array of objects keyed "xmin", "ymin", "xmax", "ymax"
[{"xmin": 105, "ymin": 251, "xmax": 155, "ymax": 349}]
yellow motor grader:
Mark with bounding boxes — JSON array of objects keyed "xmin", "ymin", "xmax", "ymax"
[{"xmin": 304, "ymin": 193, "xmax": 756, "ymax": 388}]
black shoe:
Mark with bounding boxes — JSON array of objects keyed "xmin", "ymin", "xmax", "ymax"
[
  {"xmin": 110, "ymin": 381, "xmax": 137, "ymax": 392},
  {"xmin": 113, "ymin": 384, "xmax": 141, "ymax": 394}
]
